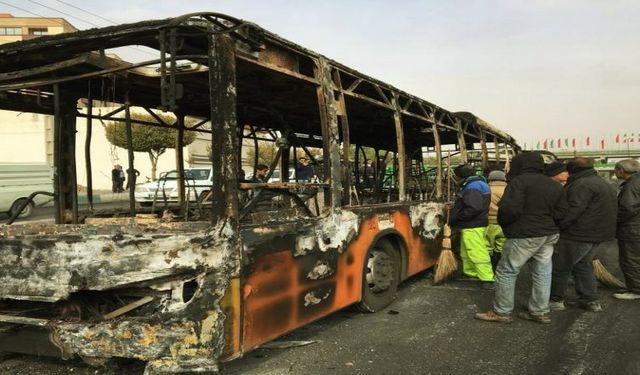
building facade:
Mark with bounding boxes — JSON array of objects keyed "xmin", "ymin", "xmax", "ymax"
[{"xmin": 0, "ymin": 14, "xmax": 211, "ymax": 190}]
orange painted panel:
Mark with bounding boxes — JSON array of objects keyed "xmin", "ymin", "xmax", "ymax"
[{"xmin": 241, "ymin": 208, "xmax": 440, "ymax": 351}]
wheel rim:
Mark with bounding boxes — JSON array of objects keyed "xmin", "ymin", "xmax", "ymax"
[
  {"xmin": 365, "ymin": 249, "xmax": 395, "ymax": 293},
  {"xmin": 12, "ymin": 200, "xmax": 32, "ymax": 218}
]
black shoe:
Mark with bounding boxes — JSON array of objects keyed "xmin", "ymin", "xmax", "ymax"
[{"xmin": 579, "ymin": 300, "xmax": 602, "ymax": 312}]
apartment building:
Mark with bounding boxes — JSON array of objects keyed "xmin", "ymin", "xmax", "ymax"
[
  {"xmin": 0, "ymin": 13, "xmax": 77, "ymax": 44},
  {"xmin": 0, "ymin": 13, "xmax": 211, "ymax": 190}
]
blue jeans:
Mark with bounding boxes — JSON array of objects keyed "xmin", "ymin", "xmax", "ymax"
[
  {"xmin": 493, "ymin": 234, "xmax": 559, "ymax": 316},
  {"xmin": 550, "ymin": 238, "xmax": 602, "ymax": 303}
]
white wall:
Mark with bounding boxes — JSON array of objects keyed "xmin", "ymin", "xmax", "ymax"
[
  {"xmin": 0, "ymin": 111, "xmax": 47, "ymax": 163},
  {"xmin": 0, "ymin": 108, "xmax": 212, "ymax": 191}
]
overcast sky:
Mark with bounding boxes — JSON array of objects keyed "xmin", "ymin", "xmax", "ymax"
[{"xmin": 3, "ymin": 0, "xmax": 639, "ymax": 147}]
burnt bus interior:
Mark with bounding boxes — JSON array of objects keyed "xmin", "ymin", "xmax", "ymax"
[
  {"xmin": 0, "ymin": 12, "xmax": 519, "ymax": 370},
  {"xmin": 0, "ymin": 13, "xmax": 518, "ymax": 226}
]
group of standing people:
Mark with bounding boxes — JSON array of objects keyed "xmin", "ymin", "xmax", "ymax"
[
  {"xmin": 111, "ymin": 164, "xmax": 139, "ymax": 193},
  {"xmin": 448, "ymin": 151, "xmax": 640, "ymax": 325}
]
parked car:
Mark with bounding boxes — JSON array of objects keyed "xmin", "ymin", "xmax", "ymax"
[
  {"xmin": 134, "ymin": 168, "xmax": 213, "ymax": 206},
  {"xmin": 0, "ymin": 163, "xmax": 53, "ymax": 218},
  {"xmin": 267, "ymin": 168, "xmax": 296, "ymax": 183}
]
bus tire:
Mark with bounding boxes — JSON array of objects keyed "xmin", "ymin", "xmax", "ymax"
[
  {"xmin": 356, "ymin": 239, "xmax": 400, "ymax": 313},
  {"xmin": 10, "ymin": 198, "xmax": 33, "ymax": 219}
]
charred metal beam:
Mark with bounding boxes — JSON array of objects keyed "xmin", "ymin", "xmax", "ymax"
[
  {"xmin": 392, "ymin": 93, "xmax": 407, "ymax": 201},
  {"xmin": 332, "ymin": 68, "xmax": 353, "ymax": 206},
  {"xmin": 316, "ymin": 57, "xmax": 341, "ymax": 209},
  {"xmin": 176, "ymin": 113, "xmax": 186, "ymax": 215},
  {"xmin": 455, "ymin": 118, "xmax": 468, "ymax": 163},
  {"xmin": 124, "ymin": 87, "xmax": 137, "ymax": 216},
  {"xmin": 0, "ymin": 55, "xmax": 207, "ymax": 93},
  {"xmin": 53, "ymin": 84, "xmax": 78, "ymax": 224},
  {"xmin": 85, "ymin": 82, "xmax": 94, "ymax": 210},
  {"xmin": 431, "ymin": 117, "xmax": 443, "ymax": 199},
  {"xmin": 208, "ymin": 33, "xmax": 239, "ymax": 223},
  {"xmin": 479, "ymin": 131, "xmax": 489, "ymax": 169}
]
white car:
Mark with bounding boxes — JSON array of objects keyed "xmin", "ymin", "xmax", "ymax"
[
  {"xmin": 0, "ymin": 163, "xmax": 53, "ymax": 219},
  {"xmin": 135, "ymin": 168, "xmax": 213, "ymax": 206},
  {"xmin": 267, "ymin": 168, "xmax": 296, "ymax": 183}
]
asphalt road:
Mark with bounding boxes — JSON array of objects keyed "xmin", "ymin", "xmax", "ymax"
[
  {"xmin": 220, "ymin": 265, "xmax": 640, "ymax": 375},
  {"xmin": 1, "ymin": 242, "xmax": 638, "ymax": 375},
  {"xmin": 0, "ymin": 201, "xmax": 130, "ymax": 224}
]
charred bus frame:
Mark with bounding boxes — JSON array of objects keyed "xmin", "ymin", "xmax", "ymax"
[{"xmin": 0, "ymin": 12, "xmax": 519, "ymax": 374}]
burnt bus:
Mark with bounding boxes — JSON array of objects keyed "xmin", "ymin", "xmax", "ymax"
[{"xmin": 0, "ymin": 12, "xmax": 519, "ymax": 373}]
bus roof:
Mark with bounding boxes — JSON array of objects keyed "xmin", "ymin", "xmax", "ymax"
[{"xmin": 0, "ymin": 12, "xmax": 518, "ymax": 148}]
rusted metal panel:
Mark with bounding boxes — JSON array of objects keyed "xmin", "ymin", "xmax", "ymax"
[
  {"xmin": 0, "ymin": 219, "xmax": 237, "ymax": 372},
  {"xmin": 241, "ymin": 202, "xmax": 444, "ymax": 349},
  {"xmin": 259, "ymin": 45, "xmax": 299, "ymax": 72},
  {"xmin": 0, "ymin": 222, "xmax": 230, "ymax": 302}
]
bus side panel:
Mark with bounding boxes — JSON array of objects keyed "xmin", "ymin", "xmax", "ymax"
[
  {"xmin": 241, "ymin": 213, "xmax": 380, "ymax": 350},
  {"xmin": 240, "ymin": 203, "xmax": 443, "ymax": 351},
  {"xmin": 391, "ymin": 210, "xmax": 441, "ymax": 277}
]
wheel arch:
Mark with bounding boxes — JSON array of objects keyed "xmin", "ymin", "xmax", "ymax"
[{"xmin": 369, "ymin": 229, "xmax": 409, "ymax": 281}]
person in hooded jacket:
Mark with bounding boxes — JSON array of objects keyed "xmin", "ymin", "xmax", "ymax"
[
  {"xmin": 475, "ymin": 152, "xmax": 566, "ymax": 324},
  {"xmin": 549, "ymin": 157, "xmax": 618, "ymax": 312},
  {"xmin": 486, "ymin": 170, "xmax": 507, "ymax": 270},
  {"xmin": 449, "ymin": 164, "xmax": 493, "ymax": 285},
  {"xmin": 613, "ymin": 158, "xmax": 640, "ymax": 300}
]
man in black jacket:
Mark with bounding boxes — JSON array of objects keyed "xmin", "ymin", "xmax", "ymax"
[
  {"xmin": 475, "ymin": 152, "xmax": 566, "ymax": 324},
  {"xmin": 549, "ymin": 157, "xmax": 618, "ymax": 312},
  {"xmin": 613, "ymin": 159, "xmax": 640, "ymax": 300}
]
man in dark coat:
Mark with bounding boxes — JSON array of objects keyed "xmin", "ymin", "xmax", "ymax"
[
  {"xmin": 111, "ymin": 165, "xmax": 119, "ymax": 193},
  {"xmin": 613, "ymin": 159, "xmax": 640, "ymax": 300},
  {"xmin": 549, "ymin": 157, "xmax": 618, "ymax": 312},
  {"xmin": 295, "ymin": 157, "xmax": 314, "ymax": 182},
  {"xmin": 475, "ymin": 152, "xmax": 566, "ymax": 324},
  {"xmin": 449, "ymin": 164, "xmax": 493, "ymax": 284}
]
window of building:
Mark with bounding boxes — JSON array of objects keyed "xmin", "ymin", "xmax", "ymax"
[
  {"xmin": 0, "ymin": 27, "xmax": 22, "ymax": 35},
  {"xmin": 29, "ymin": 28, "xmax": 48, "ymax": 36}
]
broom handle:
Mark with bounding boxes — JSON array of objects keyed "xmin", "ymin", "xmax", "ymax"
[{"xmin": 446, "ymin": 151, "xmax": 451, "ymax": 223}]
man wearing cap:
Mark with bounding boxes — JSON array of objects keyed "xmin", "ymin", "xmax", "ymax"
[
  {"xmin": 549, "ymin": 157, "xmax": 617, "ymax": 312},
  {"xmin": 449, "ymin": 164, "xmax": 493, "ymax": 286},
  {"xmin": 296, "ymin": 156, "xmax": 314, "ymax": 182},
  {"xmin": 545, "ymin": 161, "xmax": 569, "ymax": 186},
  {"xmin": 613, "ymin": 159, "xmax": 640, "ymax": 300},
  {"xmin": 486, "ymin": 170, "xmax": 507, "ymax": 270}
]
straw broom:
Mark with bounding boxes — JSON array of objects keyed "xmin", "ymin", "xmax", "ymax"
[
  {"xmin": 433, "ymin": 153, "xmax": 458, "ymax": 284},
  {"xmin": 592, "ymin": 258, "xmax": 626, "ymax": 289}
]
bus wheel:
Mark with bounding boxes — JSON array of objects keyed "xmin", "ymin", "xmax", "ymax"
[
  {"xmin": 356, "ymin": 239, "xmax": 400, "ymax": 312},
  {"xmin": 11, "ymin": 199, "xmax": 33, "ymax": 219}
]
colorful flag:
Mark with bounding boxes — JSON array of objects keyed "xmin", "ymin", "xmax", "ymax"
[
  {"xmin": 564, "ymin": 138, "xmax": 569, "ymax": 147},
  {"xmin": 601, "ymin": 139, "xmax": 605, "ymax": 150},
  {"xmin": 586, "ymin": 137, "xmax": 591, "ymax": 146},
  {"xmin": 616, "ymin": 134, "xmax": 620, "ymax": 143},
  {"xmin": 549, "ymin": 139, "xmax": 554, "ymax": 149},
  {"xmin": 624, "ymin": 133, "xmax": 628, "ymax": 143},
  {"xmin": 536, "ymin": 141, "xmax": 540, "ymax": 149},
  {"xmin": 631, "ymin": 133, "xmax": 635, "ymax": 143},
  {"xmin": 557, "ymin": 139, "xmax": 561, "ymax": 148},
  {"xmin": 572, "ymin": 138, "xmax": 576, "ymax": 148},
  {"xmin": 543, "ymin": 139, "xmax": 548, "ymax": 149}
]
